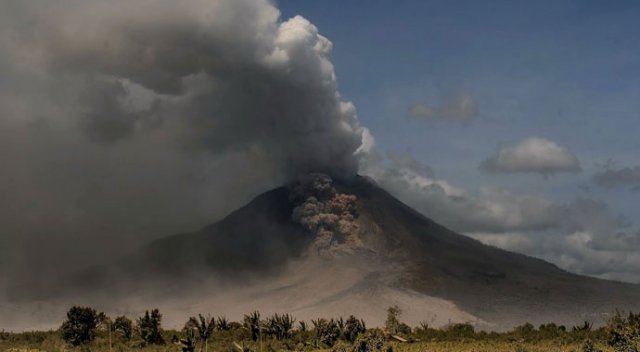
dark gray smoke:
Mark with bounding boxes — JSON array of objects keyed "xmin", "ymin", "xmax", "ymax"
[
  {"xmin": 0, "ymin": 0, "xmax": 369, "ymax": 291},
  {"xmin": 289, "ymin": 174, "xmax": 359, "ymax": 256}
]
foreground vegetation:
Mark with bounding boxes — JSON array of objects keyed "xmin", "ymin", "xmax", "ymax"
[{"xmin": 2, "ymin": 306, "xmax": 639, "ymax": 352}]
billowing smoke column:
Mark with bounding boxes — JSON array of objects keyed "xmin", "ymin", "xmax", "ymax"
[
  {"xmin": 0, "ymin": 0, "xmax": 372, "ymax": 285},
  {"xmin": 3, "ymin": 0, "xmax": 367, "ymax": 178},
  {"xmin": 289, "ymin": 174, "xmax": 361, "ymax": 256}
]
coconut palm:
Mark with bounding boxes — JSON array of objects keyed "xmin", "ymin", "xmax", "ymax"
[
  {"xmin": 243, "ymin": 311, "xmax": 261, "ymax": 342},
  {"xmin": 216, "ymin": 316, "xmax": 231, "ymax": 331},
  {"xmin": 264, "ymin": 313, "xmax": 296, "ymax": 340},
  {"xmin": 185, "ymin": 314, "xmax": 215, "ymax": 352}
]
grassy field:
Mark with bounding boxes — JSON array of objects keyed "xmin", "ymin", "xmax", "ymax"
[
  {"xmin": 393, "ymin": 340, "xmax": 610, "ymax": 352},
  {"xmin": 0, "ymin": 328, "xmax": 618, "ymax": 352},
  {"xmin": 2, "ymin": 307, "xmax": 637, "ymax": 352},
  {"xmin": 0, "ymin": 337, "xmax": 616, "ymax": 352}
]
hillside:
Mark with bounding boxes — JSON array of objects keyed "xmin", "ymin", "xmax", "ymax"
[{"xmin": 121, "ymin": 174, "xmax": 640, "ymax": 328}]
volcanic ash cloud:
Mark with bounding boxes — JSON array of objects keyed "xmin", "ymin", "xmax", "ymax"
[
  {"xmin": 289, "ymin": 174, "xmax": 362, "ymax": 257},
  {"xmin": 0, "ymin": 0, "xmax": 373, "ymax": 281}
]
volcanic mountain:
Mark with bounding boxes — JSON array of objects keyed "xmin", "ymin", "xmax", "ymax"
[
  {"xmin": 89, "ymin": 173, "xmax": 637, "ymax": 329},
  {"xmin": 6, "ymin": 174, "xmax": 640, "ymax": 330}
]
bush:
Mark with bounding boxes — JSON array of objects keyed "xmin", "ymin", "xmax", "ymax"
[
  {"xmin": 582, "ymin": 338, "xmax": 603, "ymax": 352},
  {"xmin": 344, "ymin": 315, "xmax": 366, "ymax": 342},
  {"xmin": 60, "ymin": 306, "xmax": 103, "ymax": 346},
  {"xmin": 445, "ymin": 323, "xmax": 475, "ymax": 339},
  {"xmin": 312, "ymin": 318, "xmax": 341, "ymax": 347},
  {"xmin": 607, "ymin": 311, "xmax": 640, "ymax": 352},
  {"xmin": 352, "ymin": 329, "xmax": 391, "ymax": 352}
]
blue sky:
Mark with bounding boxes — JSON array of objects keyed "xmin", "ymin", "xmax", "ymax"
[
  {"xmin": 274, "ymin": 1, "xmax": 640, "ymax": 280},
  {"xmin": 278, "ymin": 0, "xmax": 640, "ymax": 217}
]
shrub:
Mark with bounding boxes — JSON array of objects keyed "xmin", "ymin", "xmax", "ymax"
[
  {"xmin": 352, "ymin": 329, "xmax": 391, "ymax": 352},
  {"xmin": 607, "ymin": 311, "xmax": 640, "ymax": 352},
  {"xmin": 344, "ymin": 315, "xmax": 366, "ymax": 342},
  {"xmin": 582, "ymin": 338, "xmax": 603, "ymax": 352},
  {"xmin": 445, "ymin": 323, "xmax": 475, "ymax": 339}
]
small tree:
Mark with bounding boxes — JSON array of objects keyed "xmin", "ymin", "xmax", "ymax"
[
  {"xmin": 385, "ymin": 306, "xmax": 401, "ymax": 335},
  {"xmin": 60, "ymin": 306, "xmax": 103, "ymax": 346},
  {"xmin": 137, "ymin": 308, "xmax": 165, "ymax": 345},
  {"xmin": 113, "ymin": 315, "xmax": 133, "ymax": 340},
  {"xmin": 185, "ymin": 314, "xmax": 215, "ymax": 352}
]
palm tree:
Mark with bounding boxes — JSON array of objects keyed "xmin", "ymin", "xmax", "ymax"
[
  {"xmin": 243, "ymin": 311, "xmax": 261, "ymax": 342},
  {"xmin": 185, "ymin": 314, "xmax": 215, "ymax": 352},
  {"xmin": 264, "ymin": 313, "xmax": 296, "ymax": 340},
  {"xmin": 298, "ymin": 320, "xmax": 308, "ymax": 332},
  {"xmin": 277, "ymin": 313, "xmax": 296, "ymax": 340},
  {"xmin": 216, "ymin": 316, "xmax": 231, "ymax": 331}
]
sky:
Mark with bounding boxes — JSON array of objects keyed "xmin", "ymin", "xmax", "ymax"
[
  {"xmin": 276, "ymin": 0, "xmax": 640, "ymax": 281},
  {"xmin": 1, "ymin": 0, "xmax": 640, "ymax": 286}
]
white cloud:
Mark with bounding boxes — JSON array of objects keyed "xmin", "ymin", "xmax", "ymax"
[
  {"xmin": 361, "ymin": 150, "xmax": 640, "ymax": 283},
  {"xmin": 480, "ymin": 137, "xmax": 581, "ymax": 175},
  {"xmin": 362, "ymin": 151, "xmax": 561, "ymax": 233}
]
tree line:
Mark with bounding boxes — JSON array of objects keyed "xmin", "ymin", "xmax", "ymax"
[{"xmin": 31, "ymin": 305, "xmax": 640, "ymax": 352}]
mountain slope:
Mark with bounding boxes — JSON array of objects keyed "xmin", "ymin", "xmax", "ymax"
[{"xmin": 121, "ymin": 174, "xmax": 640, "ymax": 327}]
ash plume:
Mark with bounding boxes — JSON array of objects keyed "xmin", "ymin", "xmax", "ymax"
[
  {"xmin": 26, "ymin": 0, "xmax": 366, "ymax": 177},
  {"xmin": 0, "ymin": 0, "xmax": 371, "ymax": 287},
  {"xmin": 289, "ymin": 174, "xmax": 360, "ymax": 256}
]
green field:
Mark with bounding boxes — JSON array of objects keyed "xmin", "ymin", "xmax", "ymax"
[
  {"xmin": 1, "ymin": 306, "xmax": 637, "ymax": 352},
  {"xmin": 0, "ymin": 331, "xmax": 615, "ymax": 352}
]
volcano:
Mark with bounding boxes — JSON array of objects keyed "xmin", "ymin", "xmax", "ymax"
[
  {"xmin": 8, "ymin": 174, "xmax": 640, "ymax": 330},
  {"xmin": 91, "ymin": 173, "xmax": 637, "ymax": 329}
]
